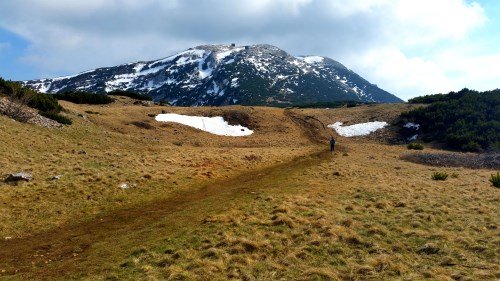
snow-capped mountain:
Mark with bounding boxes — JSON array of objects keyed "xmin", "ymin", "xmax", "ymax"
[{"xmin": 23, "ymin": 44, "xmax": 402, "ymax": 105}]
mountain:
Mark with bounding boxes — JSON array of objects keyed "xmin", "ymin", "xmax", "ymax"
[{"xmin": 22, "ymin": 44, "xmax": 402, "ymax": 106}]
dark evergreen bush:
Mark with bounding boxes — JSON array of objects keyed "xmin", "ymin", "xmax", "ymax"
[
  {"xmin": 407, "ymin": 143, "xmax": 424, "ymax": 150},
  {"xmin": 1, "ymin": 77, "xmax": 71, "ymax": 124},
  {"xmin": 39, "ymin": 111, "xmax": 72, "ymax": 125},
  {"xmin": 490, "ymin": 172, "xmax": 500, "ymax": 188},
  {"xmin": 28, "ymin": 93, "xmax": 62, "ymax": 112},
  {"xmin": 108, "ymin": 90, "xmax": 152, "ymax": 101},
  {"xmin": 401, "ymin": 88, "xmax": 499, "ymax": 152},
  {"xmin": 55, "ymin": 91, "xmax": 114, "ymax": 104},
  {"xmin": 432, "ymin": 172, "xmax": 448, "ymax": 181}
]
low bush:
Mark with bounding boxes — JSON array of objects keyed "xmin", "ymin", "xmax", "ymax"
[
  {"xmin": 39, "ymin": 111, "xmax": 72, "ymax": 125},
  {"xmin": 55, "ymin": 91, "xmax": 114, "ymax": 104},
  {"xmin": 0, "ymin": 77, "xmax": 72, "ymax": 124},
  {"xmin": 490, "ymin": 172, "xmax": 500, "ymax": 188},
  {"xmin": 28, "ymin": 93, "xmax": 62, "ymax": 112},
  {"xmin": 401, "ymin": 88, "xmax": 499, "ymax": 152},
  {"xmin": 432, "ymin": 172, "xmax": 448, "ymax": 181},
  {"xmin": 407, "ymin": 143, "xmax": 424, "ymax": 150},
  {"xmin": 108, "ymin": 90, "xmax": 152, "ymax": 101}
]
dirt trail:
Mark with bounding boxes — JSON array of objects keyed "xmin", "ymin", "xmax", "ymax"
[
  {"xmin": 284, "ymin": 109, "xmax": 330, "ymax": 144},
  {"xmin": 0, "ymin": 147, "xmax": 335, "ymax": 279}
]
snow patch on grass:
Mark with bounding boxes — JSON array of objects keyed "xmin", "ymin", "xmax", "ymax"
[
  {"xmin": 328, "ymin": 121, "xmax": 387, "ymax": 137},
  {"xmin": 155, "ymin": 114, "xmax": 253, "ymax": 136}
]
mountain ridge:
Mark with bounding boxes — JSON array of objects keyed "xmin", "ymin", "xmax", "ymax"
[{"xmin": 22, "ymin": 44, "xmax": 402, "ymax": 105}]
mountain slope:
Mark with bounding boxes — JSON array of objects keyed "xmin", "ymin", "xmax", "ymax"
[{"xmin": 23, "ymin": 44, "xmax": 402, "ymax": 105}]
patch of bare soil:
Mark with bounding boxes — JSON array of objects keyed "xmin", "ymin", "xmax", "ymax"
[{"xmin": 284, "ymin": 109, "xmax": 329, "ymax": 144}]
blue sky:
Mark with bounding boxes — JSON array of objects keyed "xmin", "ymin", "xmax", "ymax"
[
  {"xmin": 0, "ymin": 0, "xmax": 498, "ymax": 100},
  {"xmin": 0, "ymin": 28, "xmax": 34, "ymax": 80}
]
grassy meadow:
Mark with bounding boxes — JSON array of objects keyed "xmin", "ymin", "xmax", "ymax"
[{"xmin": 0, "ymin": 97, "xmax": 498, "ymax": 280}]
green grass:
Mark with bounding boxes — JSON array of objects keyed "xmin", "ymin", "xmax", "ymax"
[
  {"xmin": 407, "ymin": 142, "xmax": 424, "ymax": 150},
  {"xmin": 490, "ymin": 172, "xmax": 500, "ymax": 188},
  {"xmin": 432, "ymin": 172, "xmax": 448, "ymax": 181}
]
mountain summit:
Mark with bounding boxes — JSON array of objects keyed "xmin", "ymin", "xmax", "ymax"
[{"xmin": 23, "ymin": 44, "xmax": 402, "ymax": 105}]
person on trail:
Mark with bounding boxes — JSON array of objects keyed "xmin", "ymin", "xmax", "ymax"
[{"xmin": 330, "ymin": 136, "xmax": 336, "ymax": 153}]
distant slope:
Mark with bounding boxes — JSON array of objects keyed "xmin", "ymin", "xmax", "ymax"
[{"xmin": 22, "ymin": 44, "xmax": 402, "ymax": 106}]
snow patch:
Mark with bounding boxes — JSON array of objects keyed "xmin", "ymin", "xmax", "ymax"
[
  {"xmin": 206, "ymin": 81, "xmax": 220, "ymax": 94},
  {"xmin": 404, "ymin": 122, "xmax": 420, "ymax": 130},
  {"xmin": 230, "ymin": 78, "xmax": 239, "ymax": 88},
  {"xmin": 198, "ymin": 55, "xmax": 213, "ymax": 79},
  {"xmin": 299, "ymin": 56, "xmax": 324, "ymax": 64},
  {"xmin": 328, "ymin": 121, "xmax": 388, "ymax": 137},
  {"xmin": 155, "ymin": 114, "xmax": 253, "ymax": 136}
]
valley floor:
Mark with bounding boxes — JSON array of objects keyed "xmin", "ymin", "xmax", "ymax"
[{"xmin": 0, "ymin": 99, "xmax": 498, "ymax": 280}]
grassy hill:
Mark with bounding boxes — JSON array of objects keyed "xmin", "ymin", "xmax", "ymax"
[{"xmin": 0, "ymin": 97, "xmax": 498, "ymax": 280}]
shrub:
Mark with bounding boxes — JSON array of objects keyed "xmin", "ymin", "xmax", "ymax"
[
  {"xmin": 407, "ymin": 143, "xmax": 424, "ymax": 150},
  {"xmin": 0, "ymin": 79, "xmax": 36, "ymax": 121},
  {"xmin": 432, "ymin": 172, "xmax": 448, "ymax": 181},
  {"xmin": 39, "ymin": 111, "xmax": 72, "ymax": 125},
  {"xmin": 490, "ymin": 172, "xmax": 500, "ymax": 188},
  {"xmin": 401, "ymin": 88, "xmax": 499, "ymax": 152},
  {"xmin": 108, "ymin": 90, "xmax": 152, "ymax": 101},
  {"xmin": 0, "ymin": 77, "xmax": 77, "ymax": 125},
  {"xmin": 55, "ymin": 91, "xmax": 114, "ymax": 104},
  {"xmin": 29, "ymin": 93, "xmax": 62, "ymax": 112}
]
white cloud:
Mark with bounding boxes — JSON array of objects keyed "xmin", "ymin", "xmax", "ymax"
[
  {"xmin": 436, "ymin": 49, "xmax": 500, "ymax": 92},
  {"xmin": 0, "ymin": 0, "xmax": 493, "ymax": 98},
  {"xmin": 352, "ymin": 47, "xmax": 455, "ymax": 100}
]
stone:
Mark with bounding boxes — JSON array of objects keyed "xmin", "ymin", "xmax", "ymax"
[
  {"xmin": 418, "ymin": 243, "xmax": 440, "ymax": 255},
  {"xmin": 4, "ymin": 172, "xmax": 33, "ymax": 183},
  {"xmin": 119, "ymin": 182, "xmax": 137, "ymax": 189}
]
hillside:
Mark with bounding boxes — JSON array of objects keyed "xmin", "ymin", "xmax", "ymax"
[
  {"xmin": 0, "ymin": 97, "xmax": 498, "ymax": 280},
  {"xmin": 22, "ymin": 44, "xmax": 402, "ymax": 106}
]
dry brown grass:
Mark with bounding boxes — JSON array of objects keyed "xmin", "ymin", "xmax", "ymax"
[
  {"xmin": 0, "ymin": 97, "xmax": 315, "ymax": 238},
  {"xmin": 0, "ymin": 98, "xmax": 498, "ymax": 280},
  {"xmin": 116, "ymin": 142, "xmax": 499, "ymax": 280}
]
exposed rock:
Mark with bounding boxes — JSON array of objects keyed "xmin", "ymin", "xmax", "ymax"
[
  {"xmin": 133, "ymin": 100, "xmax": 153, "ymax": 106},
  {"xmin": 4, "ymin": 172, "xmax": 33, "ymax": 183},
  {"xmin": 418, "ymin": 243, "xmax": 440, "ymax": 255},
  {"xmin": 51, "ymin": 175, "xmax": 62, "ymax": 180},
  {"xmin": 119, "ymin": 182, "xmax": 137, "ymax": 189}
]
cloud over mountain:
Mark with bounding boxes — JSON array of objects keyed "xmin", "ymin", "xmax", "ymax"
[{"xmin": 0, "ymin": 0, "xmax": 496, "ymax": 100}]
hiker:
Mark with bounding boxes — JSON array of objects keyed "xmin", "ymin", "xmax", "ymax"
[{"xmin": 330, "ymin": 136, "xmax": 336, "ymax": 153}]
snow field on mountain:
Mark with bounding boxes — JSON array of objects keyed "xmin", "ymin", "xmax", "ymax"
[
  {"xmin": 328, "ymin": 121, "xmax": 388, "ymax": 137},
  {"xmin": 300, "ymin": 56, "xmax": 324, "ymax": 64},
  {"xmin": 155, "ymin": 113, "xmax": 253, "ymax": 136}
]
